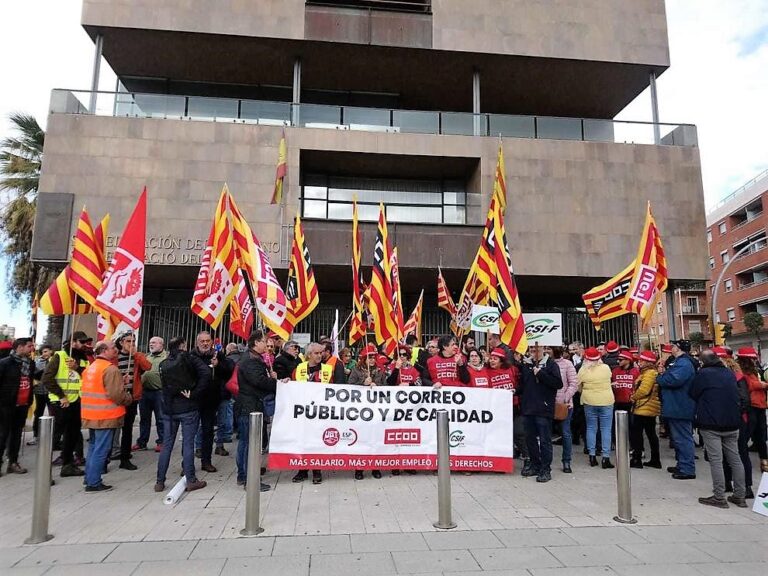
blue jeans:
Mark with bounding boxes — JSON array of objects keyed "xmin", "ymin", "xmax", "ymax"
[
  {"xmin": 157, "ymin": 411, "xmax": 200, "ymax": 484},
  {"xmin": 523, "ymin": 415, "xmax": 553, "ymax": 473},
  {"xmin": 667, "ymin": 417, "xmax": 695, "ymax": 476},
  {"xmin": 585, "ymin": 404, "xmax": 613, "ymax": 458},
  {"xmin": 85, "ymin": 428, "xmax": 114, "ymax": 488},
  {"xmin": 137, "ymin": 389, "xmax": 164, "ymax": 447},
  {"xmin": 236, "ymin": 413, "xmax": 250, "ymax": 482},
  {"xmin": 561, "ymin": 407, "xmax": 573, "ymax": 464},
  {"xmin": 216, "ymin": 399, "xmax": 234, "ymax": 445}
]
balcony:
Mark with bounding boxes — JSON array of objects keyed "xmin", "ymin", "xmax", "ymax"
[
  {"xmin": 681, "ymin": 305, "xmax": 707, "ymax": 315},
  {"xmin": 50, "ymin": 89, "xmax": 699, "ymax": 147}
]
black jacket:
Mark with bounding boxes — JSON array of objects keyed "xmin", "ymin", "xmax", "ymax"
[
  {"xmin": 162, "ymin": 351, "xmax": 210, "ymax": 415},
  {"xmin": 689, "ymin": 357, "xmax": 741, "ymax": 431},
  {"xmin": 190, "ymin": 348, "xmax": 233, "ymax": 405},
  {"xmin": 517, "ymin": 357, "xmax": 563, "ymax": 418},
  {"xmin": 236, "ymin": 351, "xmax": 277, "ymax": 417},
  {"xmin": 274, "ymin": 352, "xmax": 300, "ymax": 380},
  {"xmin": 0, "ymin": 354, "xmax": 33, "ymax": 408}
]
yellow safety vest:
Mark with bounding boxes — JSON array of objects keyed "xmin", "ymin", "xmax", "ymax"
[
  {"xmin": 294, "ymin": 362, "xmax": 333, "ymax": 383},
  {"xmin": 48, "ymin": 350, "xmax": 88, "ymax": 403},
  {"xmin": 410, "ymin": 347, "xmax": 423, "ymax": 366}
]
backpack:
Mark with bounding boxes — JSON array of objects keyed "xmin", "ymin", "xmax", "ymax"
[{"xmin": 160, "ymin": 352, "xmax": 195, "ymax": 396}]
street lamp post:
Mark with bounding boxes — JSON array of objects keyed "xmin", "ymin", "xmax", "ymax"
[{"xmin": 711, "ymin": 239, "xmax": 764, "ymax": 340}]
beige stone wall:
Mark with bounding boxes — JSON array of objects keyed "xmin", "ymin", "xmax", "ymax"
[
  {"xmin": 38, "ymin": 113, "xmax": 705, "ymax": 280},
  {"xmin": 83, "ymin": 0, "xmax": 669, "ymax": 66}
]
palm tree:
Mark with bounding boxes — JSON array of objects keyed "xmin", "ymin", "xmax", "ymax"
[{"xmin": 1, "ymin": 112, "xmax": 59, "ymax": 342}]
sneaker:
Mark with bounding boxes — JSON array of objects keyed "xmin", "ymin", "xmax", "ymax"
[
  {"xmin": 119, "ymin": 460, "xmax": 138, "ymax": 471},
  {"xmin": 698, "ymin": 495, "xmax": 728, "ymax": 508},
  {"xmin": 154, "ymin": 444, "xmax": 163, "ymax": 453},
  {"xmin": 132, "ymin": 444, "xmax": 146, "ymax": 452},
  {"xmin": 214, "ymin": 446, "xmax": 229, "ymax": 456},
  {"xmin": 26, "ymin": 438, "xmax": 37, "ymax": 446},
  {"xmin": 60, "ymin": 464, "xmax": 85, "ymax": 477},
  {"xmin": 52, "ymin": 456, "xmax": 63, "ymax": 466},
  {"xmin": 536, "ymin": 471, "xmax": 552, "ymax": 483},
  {"xmin": 260, "ymin": 482, "xmax": 271, "ymax": 492},
  {"xmin": 312, "ymin": 471, "xmax": 323, "ymax": 485},
  {"xmin": 643, "ymin": 460, "xmax": 662, "ymax": 469},
  {"xmin": 85, "ymin": 483, "xmax": 113, "ymax": 493},
  {"xmin": 372, "ymin": 470, "xmax": 382, "ymax": 479},
  {"xmin": 292, "ymin": 471, "xmax": 308, "ymax": 483},
  {"xmin": 237, "ymin": 478, "xmax": 246, "ymax": 486},
  {"xmin": 354, "ymin": 471, "xmax": 364, "ymax": 480},
  {"xmin": 672, "ymin": 473, "xmax": 696, "ymax": 480},
  {"xmin": 7, "ymin": 463, "xmax": 27, "ymax": 474},
  {"xmin": 727, "ymin": 495, "xmax": 748, "ymax": 508},
  {"xmin": 201, "ymin": 463, "xmax": 217, "ymax": 473},
  {"xmin": 185, "ymin": 480, "xmax": 207, "ymax": 492},
  {"xmin": 154, "ymin": 482, "xmax": 165, "ymax": 492}
]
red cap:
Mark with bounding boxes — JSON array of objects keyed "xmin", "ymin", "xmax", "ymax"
[
  {"xmin": 629, "ymin": 347, "xmax": 639, "ymax": 354},
  {"xmin": 711, "ymin": 346, "xmax": 728, "ymax": 358},
  {"xmin": 638, "ymin": 350, "xmax": 658, "ymax": 363},
  {"xmin": 605, "ymin": 341, "xmax": 620, "ymax": 353},
  {"xmin": 737, "ymin": 347, "xmax": 758, "ymax": 359},
  {"xmin": 618, "ymin": 351, "xmax": 634, "ymax": 362},
  {"xmin": 584, "ymin": 347, "xmax": 601, "ymax": 361},
  {"xmin": 490, "ymin": 347, "xmax": 507, "ymax": 359},
  {"xmin": 661, "ymin": 344, "xmax": 673, "ymax": 353},
  {"xmin": 360, "ymin": 343, "xmax": 378, "ymax": 357}
]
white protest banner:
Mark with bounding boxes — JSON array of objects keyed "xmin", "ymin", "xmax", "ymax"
[
  {"xmin": 753, "ymin": 472, "xmax": 768, "ymax": 517},
  {"xmin": 269, "ymin": 382, "xmax": 514, "ymax": 472},
  {"xmin": 524, "ymin": 313, "xmax": 563, "ymax": 346}
]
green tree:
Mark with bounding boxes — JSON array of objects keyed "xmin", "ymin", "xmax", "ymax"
[
  {"xmin": 743, "ymin": 311, "xmax": 764, "ymax": 349},
  {"xmin": 1, "ymin": 113, "xmax": 58, "ymax": 340}
]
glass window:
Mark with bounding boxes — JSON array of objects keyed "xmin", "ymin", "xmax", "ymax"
[
  {"xmin": 537, "ymin": 117, "xmax": 582, "ymax": 140},
  {"xmin": 709, "ymin": 257, "xmax": 715, "ymax": 269},
  {"xmin": 656, "ymin": 301, "xmax": 663, "ymax": 314},
  {"xmin": 727, "ymin": 308, "xmax": 736, "ymax": 321},
  {"xmin": 721, "ymin": 251, "xmax": 729, "ymax": 264},
  {"xmin": 724, "ymin": 279, "xmax": 733, "ymax": 293},
  {"xmin": 719, "ymin": 222, "xmax": 727, "ymax": 234},
  {"xmin": 303, "ymin": 200, "xmax": 326, "ymax": 219},
  {"xmin": 658, "ymin": 324, "xmax": 665, "ymax": 335},
  {"xmin": 689, "ymin": 320, "xmax": 702, "ymax": 333},
  {"xmin": 707, "ymin": 229, "xmax": 712, "ymax": 242},
  {"xmin": 303, "ymin": 186, "xmax": 327, "ymax": 199}
]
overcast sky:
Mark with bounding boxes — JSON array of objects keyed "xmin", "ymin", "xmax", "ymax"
[{"xmin": 1, "ymin": 0, "xmax": 767, "ymax": 333}]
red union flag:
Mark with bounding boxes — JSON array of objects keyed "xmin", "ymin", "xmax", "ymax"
[
  {"xmin": 96, "ymin": 188, "xmax": 147, "ymax": 329},
  {"xmin": 229, "ymin": 270, "xmax": 254, "ymax": 339}
]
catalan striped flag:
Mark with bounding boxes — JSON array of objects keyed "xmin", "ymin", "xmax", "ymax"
[
  {"xmin": 40, "ymin": 268, "xmax": 91, "ymax": 316},
  {"xmin": 403, "ymin": 289, "xmax": 424, "ymax": 342},
  {"xmin": 491, "ymin": 200, "xmax": 528, "ymax": 353},
  {"xmin": 493, "ymin": 143, "xmax": 507, "ymax": 211},
  {"xmin": 68, "ymin": 207, "xmax": 104, "ymax": 307},
  {"xmin": 229, "ymin": 191, "xmax": 292, "ymax": 339},
  {"xmin": 582, "ymin": 261, "xmax": 636, "ymax": 330},
  {"xmin": 270, "ymin": 131, "xmax": 287, "ymax": 205},
  {"xmin": 436, "ymin": 267, "xmax": 456, "ymax": 317},
  {"xmin": 349, "ymin": 197, "xmax": 367, "ymax": 345},
  {"xmin": 190, "ymin": 187, "xmax": 237, "ymax": 329},
  {"xmin": 390, "ymin": 247, "xmax": 405, "ymax": 340},
  {"xmin": 369, "ymin": 203, "xmax": 399, "ymax": 356},
  {"xmin": 622, "ymin": 202, "xmax": 668, "ymax": 325},
  {"xmin": 286, "ymin": 212, "xmax": 319, "ymax": 327}
]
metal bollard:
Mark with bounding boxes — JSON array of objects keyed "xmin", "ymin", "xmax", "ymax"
[
  {"xmin": 241, "ymin": 411, "xmax": 265, "ymax": 536},
  {"xmin": 433, "ymin": 409, "xmax": 457, "ymax": 530},
  {"xmin": 26, "ymin": 416, "xmax": 54, "ymax": 544},
  {"xmin": 613, "ymin": 410, "xmax": 636, "ymax": 524}
]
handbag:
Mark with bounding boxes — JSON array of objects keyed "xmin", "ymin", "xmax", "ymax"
[
  {"xmin": 553, "ymin": 402, "xmax": 569, "ymax": 421},
  {"xmin": 225, "ymin": 368, "xmax": 239, "ymax": 397}
]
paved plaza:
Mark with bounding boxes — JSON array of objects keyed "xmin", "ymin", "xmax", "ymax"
[{"xmin": 0, "ymin": 427, "xmax": 766, "ymax": 575}]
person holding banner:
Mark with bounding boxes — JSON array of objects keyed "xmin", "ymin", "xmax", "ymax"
[
  {"xmin": 348, "ymin": 344, "xmax": 387, "ymax": 480},
  {"xmin": 486, "ymin": 348, "xmax": 526, "ymax": 462},
  {"xmin": 577, "ymin": 347, "xmax": 615, "ymax": 469},
  {"xmin": 235, "ymin": 330, "xmax": 276, "ymax": 492},
  {"xmin": 458, "ymin": 350, "xmax": 489, "ymax": 388},
  {"xmin": 387, "ymin": 344, "xmax": 422, "ymax": 387},
  {"xmin": 422, "ymin": 335, "xmax": 468, "ymax": 388}
]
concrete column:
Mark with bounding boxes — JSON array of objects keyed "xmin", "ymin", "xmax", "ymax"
[
  {"xmin": 89, "ymin": 35, "xmax": 103, "ymax": 114},
  {"xmin": 292, "ymin": 58, "xmax": 302, "ymax": 126},
  {"xmin": 473, "ymin": 69, "xmax": 482, "ymax": 136},
  {"xmin": 650, "ymin": 71, "xmax": 660, "ymax": 145}
]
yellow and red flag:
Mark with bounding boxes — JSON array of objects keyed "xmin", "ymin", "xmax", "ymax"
[
  {"xmin": 229, "ymin": 270, "xmax": 254, "ymax": 340},
  {"xmin": 622, "ymin": 202, "xmax": 668, "ymax": 325},
  {"xmin": 190, "ymin": 186, "xmax": 237, "ymax": 329},
  {"xmin": 436, "ymin": 267, "xmax": 456, "ymax": 317},
  {"xmin": 96, "ymin": 188, "xmax": 147, "ymax": 329},
  {"xmin": 368, "ymin": 203, "xmax": 399, "ymax": 356},
  {"xmin": 229, "ymin": 191, "xmax": 292, "ymax": 339},
  {"xmin": 582, "ymin": 261, "xmax": 636, "ymax": 330},
  {"xmin": 349, "ymin": 197, "xmax": 367, "ymax": 345},
  {"xmin": 270, "ymin": 131, "xmax": 287, "ymax": 205},
  {"xmin": 493, "ymin": 143, "xmax": 507, "ymax": 211},
  {"xmin": 286, "ymin": 212, "xmax": 319, "ymax": 327},
  {"xmin": 40, "ymin": 268, "xmax": 91, "ymax": 316},
  {"xmin": 403, "ymin": 289, "xmax": 424, "ymax": 342},
  {"xmin": 390, "ymin": 247, "xmax": 404, "ymax": 340},
  {"xmin": 68, "ymin": 207, "xmax": 104, "ymax": 307}
]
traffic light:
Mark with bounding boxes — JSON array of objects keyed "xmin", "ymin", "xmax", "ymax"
[{"xmin": 714, "ymin": 323, "xmax": 727, "ymax": 346}]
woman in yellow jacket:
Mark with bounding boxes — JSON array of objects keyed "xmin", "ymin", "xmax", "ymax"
[
  {"xmin": 577, "ymin": 347, "xmax": 614, "ymax": 468},
  {"xmin": 629, "ymin": 350, "xmax": 661, "ymax": 469}
]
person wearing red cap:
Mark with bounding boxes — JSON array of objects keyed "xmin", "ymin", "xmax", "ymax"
[
  {"xmin": 602, "ymin": 341, "xmax": 621, "ymax": 370},
  {"xmin": 720, "ymin": 348, "xmax": 753, "ymax": 498},
  {"xmin": 421, "ymin": 335, "xmax": 468, "ymax": 388},
  {"xmin": 611, "ymin": 351, "xmax": 639, "ymax": 446},
  {"xmin": 349, "ymin": 344, "xmax": 387, "ymax": 480},
  {"xmin": 629, "ymin": 351, "xmax": 661, "ymax": 468},
  {"xmin": 552, "ymin": 347, "xmax": 578, "ymax": 473},
  {"xmin": 577, "ymin": 347, "xmax": 615, "ymax": 469},
  {"xmin": 485, "ymin": 348, "xmax": 526, "ymax": 461},
  {"xmin": 737, "ymin": 348, "xmax": 768, "ymax": 474}
]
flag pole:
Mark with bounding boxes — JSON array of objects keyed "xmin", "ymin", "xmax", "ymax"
[
  {"xmin": 337, "ymin": 310, "xmax": 355, "ymax": 335},
  {"xmin": 68, "ymin": 295, "xmax": 80, "ymax": 357}
]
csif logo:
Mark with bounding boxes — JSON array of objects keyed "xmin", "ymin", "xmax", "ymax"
[
  {"xmin": 449, "ymin": 430, "xmax": 465, "ymax": 448},
  {"xmin": 525, "ymin": 318, "xmax": 561, "ymax": 340},
  {"xmin": 471, "ymin": 311, "xmax": 499, "ymax": 329}
]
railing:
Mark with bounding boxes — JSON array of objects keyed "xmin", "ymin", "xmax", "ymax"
[
  {"xmin": 738, "ymin": 277, "xmax": 768, "ymax": 291},
  {"xmin": 735, "ymin": 242, "xmax": 768, "ymax": 259},
  {"xmin": 306, "ymin": 0, "xmax": 432, "ymax": 13},
  {"xmin": 713, "ymin": 167, "xmax": 768, "ymax": 210},
  {"xmin": 50, "ymin": 89, "xmax": 699, "ymax": 147},
  {"xmin": 730, "ymin": 212, "xmax": 764, "ymax": 232},
  {"xmin": 681, "ymin": 305, "xmax": 706, "ymax": 315}
]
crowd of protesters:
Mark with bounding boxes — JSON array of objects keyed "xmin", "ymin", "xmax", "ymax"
[{"xmin": 0, "ymin": 328, "xmax": 767, "ymax": 510}]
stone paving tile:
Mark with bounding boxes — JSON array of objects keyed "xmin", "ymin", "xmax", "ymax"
[
  {"xmin": 104, "ymin": 540, "xmax": 197, "ymax": 562},
  {"xmin": 423, "ymin": 530, "xmax": 504, "ymax": 550},
  {"xmin": 310, "ymin": 552, "xmax": 397, "ymax": 576},
  {"xmin": 530, "ymin": 518, "xmax": 569, "ymax": 529},
  {"xmin": 133, "ymin": 558, "xmax": 226, "ymax": 576},
  {"xmin": 17, "ymin": 543, "xmax": 118, "ymax": 567},
  {"xmin": 528, "ymin": 568, "xmax": 618, "ymax": 576},
  {"xmin": 350, "ymin": 533, "xmax": 429, "ymax": 553},
  {"xmin": 273, "ymin": 534, "xmax": 351, "ymax": 555},
  {"xmin": 46, "ymin": 562, "xmax": 140, "ymax": 575},
  {"xmin": 221, "ymin": 554, "xmax": 310, "ymax": 576},
  {"xmin": 692, "ymin": 524, "xmax": 768, "ymax": 542},
  {"xmin": 692, "ymin": 562, "xmax": 768, "ymax": 576},
  {"xmin": 689, "ymin": 541, "xmax": 768, "ymax": 563},
  {"xmin": 545, "ymin": 545, "xmax": 640, "ymax": 567},
  {"xmin": 0, "ymin": 547, "xmax": 37, "ymax": 568},
  {"xmin": 626, "ymin": 525, "xmax": 713, "ymax": 543},
  {"xmin": 5, "ymin": 567, "xmax": 50, "ymax": 576},
  {"xmin": 469, "ymin": 547, "xmax": 562, "ymax": 570},
  {"xmin": 610, "ymin": 565, "xmax": 704, "ymax": 576},
  {"xmin": 560, "ymin": 527, "xmax": 647, "ymax": 545},
  {"xmin": 492, "ymin": 528, "xmax": 578, "ymax": 548},
  {"xmin": 189, "ymin": 537, "xmax": 275, "ymax": 559},
  {"xmin": 447, "ymin": 571, "xmax": 531, "ymax": 576},
  {"xmin": 393, "ymin": 550, "xmax": 481, "ymax": 573},
  {"xmin": 618, "ymin": 542, "xmax": 716, "ymax": 564}
]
